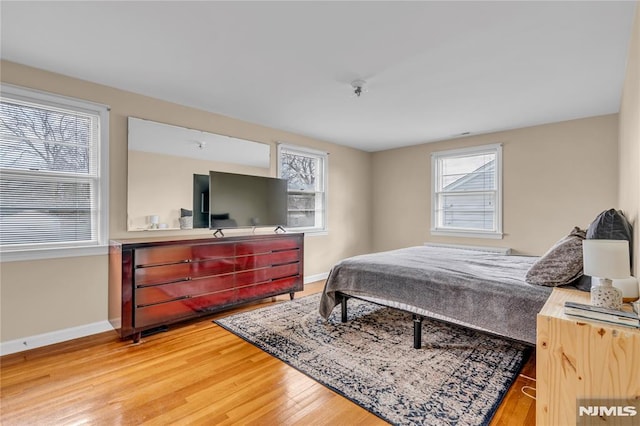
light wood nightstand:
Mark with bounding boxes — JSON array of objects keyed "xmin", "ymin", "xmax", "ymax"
[{"xmin": 536, "ymin": 288, "xmax": 640, "ymax": 426}]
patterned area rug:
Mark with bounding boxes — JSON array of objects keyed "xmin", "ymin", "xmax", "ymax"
[{"xmin": 214, "ymin": 293, "xmax": 529, "ymax": 426}]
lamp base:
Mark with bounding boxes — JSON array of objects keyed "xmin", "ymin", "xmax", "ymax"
[
  {"xmin": 590, "ymin": 278, "xmax": 623, "ymax": 310},
  {"xmin": 591, "ymin": 276, "xmax": 639, "ymax": 303}
]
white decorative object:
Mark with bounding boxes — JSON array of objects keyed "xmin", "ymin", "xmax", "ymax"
[
  {"xmin": 583, "ymin": 240, "xmax": 630, "ymax": 310},
  {"xmin": 179, "ymin": 216, "xmax": 193, "ymax": 230},
  {"xmin": 149, "ymin": 215, "xmax": 159, "ymax": 229}
]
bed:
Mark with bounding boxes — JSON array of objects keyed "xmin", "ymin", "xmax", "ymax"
[{"xmin": 319, "ymin": 245, "xmax": 554, "ymax": 347}]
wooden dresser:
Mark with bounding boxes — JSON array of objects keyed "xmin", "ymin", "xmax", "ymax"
[
  {"xmin": 109, "ymin": 233, "xmax": 304, "ymax": 342},
  {"xmin": 536, "ymin": 288, "xmax": 640, "ymax": 426}
]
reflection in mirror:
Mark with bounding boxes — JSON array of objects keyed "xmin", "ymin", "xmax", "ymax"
[{"xmin": 127, "ymin": 117, "xmax": 271, "ymax": 231}]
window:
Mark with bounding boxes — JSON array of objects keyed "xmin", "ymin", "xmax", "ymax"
[
  {"xmin": 431, "ymin": 144, "xmax": 502, "ymax": 239},
  {"xmin": 0, "ymin": 84, "xmax": 109, "ymax": 260},
  {"xmin": 278, "ymin": 144, "xmax": 327, "ymax": 233}
]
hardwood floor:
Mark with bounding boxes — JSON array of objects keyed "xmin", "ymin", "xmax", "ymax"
[{"xmin": 1, "ymin": 281, "xmax": 535, "ymax": 425}]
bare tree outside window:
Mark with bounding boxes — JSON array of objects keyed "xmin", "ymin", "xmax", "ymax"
[
  {"xmin": 1, "ymin": 101, "xmax": 91, "ymax": 173},
  {"xmin": 279, "ymin": 147, "xmax": 326, "ymax": 230},
  {"xmin": 280, "ymin": 152, "xmax": 316, "ymax": 191},
  {"xmin": 0, "ymin": 98, "xmax": 98, "ymax": 246}
]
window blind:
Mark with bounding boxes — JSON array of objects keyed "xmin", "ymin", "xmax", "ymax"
[{"xmin": 0, "ymin": 91, "xmax": 104, "ymax": 250}]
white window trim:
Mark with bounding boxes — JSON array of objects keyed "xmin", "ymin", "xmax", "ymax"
[
  {"xmin": 0, "ymin": 84, "xmax": 110, "ymax": 262},
  {"xmin": 430, "ymin": 143, "xmax": 503, "ymax": 239},
  {"xmin": 277, "ymin": 143, "xmax": 328, "ymax": 235}
]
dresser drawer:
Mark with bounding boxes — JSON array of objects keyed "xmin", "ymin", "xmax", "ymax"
[
  {"xmin": 191, "ymin": 258, "xmax": 235, "ymax": 278},
  {"xmin": 236, "ymin": 238, "xmax": 300, "ymax": 255},
  {"xmin": 237, "ymin": 277, "xmax": 301, "ymax": 300},
  {"xmin": 192, "ymin": 243, "xmax": 235, "ymax": 261},
  {"xmin": 235, "ymin": 263, "xmax": 300, "ymax": 286},
  {"xmin": 135, "ymin": 290, "xmax": 237, "ymax": 328},
  {"xmin": 236, "ymin": 250, "xmax": 300, "ymax": 271},
  {"xmin": 269, "ymin": 249, "xmax": 300, "ymax": 265},
  {"xmin": 136, "ymin": 275, "xmax": 236, "ymax": 306},
  {"xmin": 135, "ymin": 263, "xmax": 191, "ymax": 286},
  {"xmin": 135, "ymin": 245, "xmax": 191, "ymax": 266}
]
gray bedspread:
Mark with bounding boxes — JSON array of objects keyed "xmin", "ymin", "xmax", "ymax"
[{"xmin": 319, "ymin": 246, "xmax": 553, "ymax": 345}]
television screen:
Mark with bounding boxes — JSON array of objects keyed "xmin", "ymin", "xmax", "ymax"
[{"xmin": 208, "ymin": 171, "xmax": 288, "ymax": 229}]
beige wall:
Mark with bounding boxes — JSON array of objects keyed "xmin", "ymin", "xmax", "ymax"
[
  {"xmin": 619, "ymin": 2, "xmax": 640, "ymax": 276},
  {"xmin": 0, "ymin": 60, "xmax": 372, "ymax": 342},
  {"xmin": 372, "ymin": 115, "xmax": 619, "ymax": 255},
  {"xmin": 1, "ymin": 256, "xmax": 108, "ymax": 340}
]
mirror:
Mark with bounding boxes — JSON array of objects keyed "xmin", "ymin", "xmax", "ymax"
[{"xmin": 127, "ymin": 117, "xmax": 271, "ymax": 231}]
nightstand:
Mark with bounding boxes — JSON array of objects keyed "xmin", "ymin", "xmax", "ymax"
[{"xmin": 536, "ymin": 288, "xmax": 640, "ymax": 426}]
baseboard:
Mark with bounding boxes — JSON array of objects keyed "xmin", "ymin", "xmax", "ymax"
[
  {"xmin": 0, "ymin": 320, "xmax": 114, "ymax": 356},
  {"xmin": 305, "ymin": 272, "xmax": 329, "ymax": 285}
]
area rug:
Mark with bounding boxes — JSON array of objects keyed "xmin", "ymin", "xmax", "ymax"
[{"xmin": 214, "ymin": 293, "xmax": 530, "ymax": 426}]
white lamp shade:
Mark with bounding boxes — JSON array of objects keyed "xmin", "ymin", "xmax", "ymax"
[{"xmin": 583, "ymin": 239, "xmax": 630, "ymax": 279}]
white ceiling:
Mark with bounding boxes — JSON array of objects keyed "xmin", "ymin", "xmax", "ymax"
[{"xmin": 1, "ymin": 1, "xmax": 636, "ymax": 152}]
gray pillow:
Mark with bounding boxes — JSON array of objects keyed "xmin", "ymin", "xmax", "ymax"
[
  {"xmin": 526, "ymin": 227, "xmax": 586, "ymax": 287},
  {"xmin": 586, "ymin": 208, "xmax": 633, "ymax": 266},
  {"xmin": 575, "ymin": 209, "xmax": 633, "ymax": 291}
]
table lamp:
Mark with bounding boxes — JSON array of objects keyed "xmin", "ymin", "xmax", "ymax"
[{"xmin": 583, "ymin": 239, "xmax": 630, "ymax": 310}]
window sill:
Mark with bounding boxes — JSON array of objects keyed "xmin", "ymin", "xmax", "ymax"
[
  {"xmin": 304, "ymin": 230, "xmax": 328, "ymax": 237},
  {"xmin": 286, "ymin": 227, "xmax": 328, "ymax": 237},
  {"xmin": 430, "ymin": 229, "xmax": 503, "ymax": 240},
  {"xmin": 1, "ymin": 244, "xmax": 109, "ymax": 262}
]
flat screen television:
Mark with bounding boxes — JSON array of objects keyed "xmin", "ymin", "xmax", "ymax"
[{"xmin": 208, "ymin": 171, "xmax": 288, "ymax": 230}]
